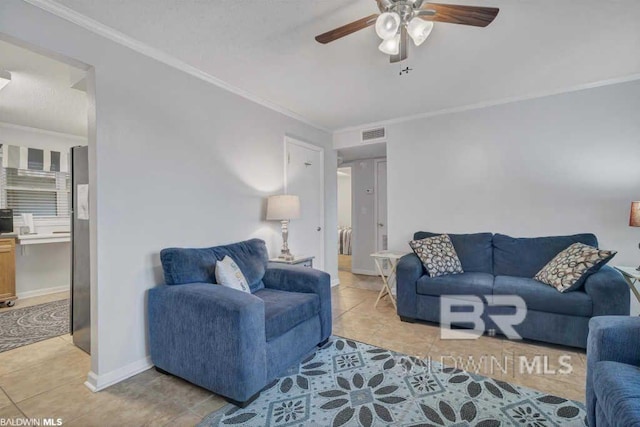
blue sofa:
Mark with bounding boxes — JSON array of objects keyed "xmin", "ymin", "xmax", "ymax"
[
  {"xmin": 587, "ymin": 316, "xmax": 640, "ymax": 426},
  {"xmin": 148, "ymin": 239, "xmax": 331, "ymax": 406},
  {"xmin": 397, "ymin": 232, "xmax": 630, "ymax": 348}
]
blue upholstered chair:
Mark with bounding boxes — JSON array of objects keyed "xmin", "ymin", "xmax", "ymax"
[
  {"xmin": 587, "ymin": 316, "xmax": 640, "ymax": 426},
  {"xmin": 148, "ymin": 239, "xmax": 332, "ymax": 406}
]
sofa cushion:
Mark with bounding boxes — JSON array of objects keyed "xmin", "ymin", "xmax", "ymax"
[
  {"xmin": 161, "ymin": 238, "xmax": 268, "ymax": 292},
  {"xmin": 493, "ymin": 233, "xmax": 598, "ymax": 278},
  {"xmin": 254, "ymin": 288, "xmax": 320, "ymax": 341},
  {"xmin": 417, "ymin": 272, "xmax": 494, "ymax": 297},
  {"xmin": 593, "ymin": 361, "xmax": 640, "ymax": 427},
  {"xmin": 414, "ymin": 232, "xmax": 493, "ymax": 274},
  {"xmin": 493, "ymin": 275, "xmax": 592, "ymax": 317},
  {"xmin": 410, "ymin": 234, "xmax": 464, "ymax": 277},
  {"xmin": 534, "ymin": 243, "xmax": 616, "ymax": 292}
]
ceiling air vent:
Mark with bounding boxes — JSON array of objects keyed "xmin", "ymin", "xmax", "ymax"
[{"xmin": 361, "ymin": 127, "xmax": 386, "ymax": 143}]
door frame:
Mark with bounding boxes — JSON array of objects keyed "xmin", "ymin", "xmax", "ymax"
[
  {"xmin": 283, "ymin": 136, "xmax": 325, "ymax": 271},
  {"xmin": 374, "ymin": 158, "xmax": 387, "ymax": 253}
]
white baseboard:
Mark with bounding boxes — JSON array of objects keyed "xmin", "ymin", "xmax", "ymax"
[
  {"xmin": 17, "ymin": 285, "xmax": 68, "ymax": 299},
  {"xmin": 351, "ymin": 269, "xmax": 378, "ymax": 276},
  {"xmin": 331, "ymin": 278, "xmax": 340, "ymax": 287},
  {"xmin": 84, "ymin": 356, "xmax": 153, "ymax": 392}
]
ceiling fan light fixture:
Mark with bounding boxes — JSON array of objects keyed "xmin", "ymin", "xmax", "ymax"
[
  {"xmin": 378, "ymin": 33, "xmax": 400, "ymax": 55},
  {"xmin": 375, "ymin": 12, "xmax": 401, "ymax": 40},
  {"xmin": 407, "ymin": 18, "xmax": 433, "ymax": 46}
]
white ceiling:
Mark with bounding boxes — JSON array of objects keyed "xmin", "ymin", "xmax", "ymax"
[
  {"xmin": 0, "ymin": 39, "xmax": 87, "ymax": 136},
  {"xmin": 51, "ymin": 0, "xmax": 640, "ymax": 131}
]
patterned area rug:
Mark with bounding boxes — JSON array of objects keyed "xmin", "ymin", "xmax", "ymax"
[
  {"xmin": 199, "ymin": 337, "xmax": 586, "ymax": 427},
  {"xmin": 0, "ymin": 299, "xmax": 69, "ymax": 353}
]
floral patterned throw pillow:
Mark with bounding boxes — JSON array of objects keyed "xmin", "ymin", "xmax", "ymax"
[
  {"xmin": 409, "ymin": 234, "xmax": 464, "ymax": 277},
  {"xmin": 534, "ymin": 242, "xmax": 616, "ymax": 292}
]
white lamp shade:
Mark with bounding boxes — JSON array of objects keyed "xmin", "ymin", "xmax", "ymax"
[
  {"xmin": 378, "ymin": 34, "xmax": 401, "ymax": 55},
  {"xmin": 0, "ymin": 70, "xmax": 11, "ymax": 92},
  {"xmin": 407, "ymin": 18, "xmax": 433, "ymax": 46},
  {"xmin": 375, "ymin": 12, "xmax": 401, "ymax": 40},
  {"xmin": 267, "ymin": 195, "xmax": 301, "ymax": 220}
]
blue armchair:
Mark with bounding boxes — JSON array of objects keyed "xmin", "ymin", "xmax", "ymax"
[
  {"xmin": 148, "ymin": 239, "xmax": 331, "ymax": 406},
  {"xmin": 587, "ymin": 316, "xmax": 640, "ymax": 426}
]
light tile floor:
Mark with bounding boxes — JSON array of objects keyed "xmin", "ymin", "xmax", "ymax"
[{"xmin": 0, "ymin": 271, "xmax": 586, "ymax": 426}]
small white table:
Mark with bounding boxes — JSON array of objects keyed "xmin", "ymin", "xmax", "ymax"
[
  {"xmin": 614, "ymin": 266, "xmax": 640, "ymax": 306},
  {"xmin": 370, "ymin": 250, "xmax": 409, "ymax": 309}
]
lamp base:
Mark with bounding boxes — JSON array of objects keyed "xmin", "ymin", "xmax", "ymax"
[{"xmin": 278, "ymin": 253, "xmax": 295, "ymax": 261}]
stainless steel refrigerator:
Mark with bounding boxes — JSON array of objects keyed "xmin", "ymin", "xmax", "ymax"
[{"xmin": 71, "ymin": 146, "xmax": 90, "ymax": 354}]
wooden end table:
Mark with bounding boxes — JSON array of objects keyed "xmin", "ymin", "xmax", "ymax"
[
  {"xmin": 614, "ymin": 266, "xmax": 640, "ymax": 306},
  {"xmin": 370, "ymin": 251, "xmax": 409, "ymax": 309}
]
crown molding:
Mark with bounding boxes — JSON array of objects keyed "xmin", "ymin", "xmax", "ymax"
[
  {"xmin": 334, "ymin": 72, "xmax": 640, "ymax": 134},
  {"xmin": 22, "ymin": 0, "xmax": 331, "ymax": 134},
  {"xmin": 0, "ymin": 121, "xmax": 87, "ymax": 141}
]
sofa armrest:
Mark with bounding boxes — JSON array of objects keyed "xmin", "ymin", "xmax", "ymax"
[
  {"xmin": 263, "ymin": 265, "xmax": 332, "ymax": 341},
  {"xmin": 584, "ymin": 265, "xmax": 630, "ymax": 316},
  {"xmin": 586, "ymin": 316, "xmax": 640, "ymax": 426},
  {"xmin": 148, "ymin": 283, "xmax": 267, "ymax": 402},
  {"xmin": 396, "ymin": 253, "xmax": 424, "ymax": 319}
]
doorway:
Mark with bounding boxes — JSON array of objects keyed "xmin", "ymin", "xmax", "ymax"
[
  {"xmin": 336, "ymin": 143, "xmax": 387, "ymax": 278},
  {"xmin": 0, "ymin": 37, "xmax": 92, "ymax": 355},
  {"xmin": 337, "ymin": 166, "xmax": 352, "ymax": 272},
  {"xmin": 284, "ymin": 137, "xmax": 325, "ymax": 270}
]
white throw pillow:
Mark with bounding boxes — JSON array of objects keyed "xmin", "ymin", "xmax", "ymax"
[{"xmin": 215, "ymin": 256, "xmax": 250, "ymax": 293}]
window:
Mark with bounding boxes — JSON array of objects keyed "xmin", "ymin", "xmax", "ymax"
[{"xmin": 0, "ymin": 149, "xmax": 70, "ymax": 220}]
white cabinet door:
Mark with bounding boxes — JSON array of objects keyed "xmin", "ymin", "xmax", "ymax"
[{"xmin": 285, "ymin": 138, "xmax": 324, "ymax": 270}]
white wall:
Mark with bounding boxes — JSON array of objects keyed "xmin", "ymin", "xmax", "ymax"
[
  {"xmin": 337, "ymin": 169, "xmax": 351, "ymax": 228},
  {"xmin": 0, "ymin": 122, "xmax": 85, "ymax": 297},
  {"xmin": 336, "ymin": 79, "xmax": 640, "ymax": 314},
  {"xmin": 0, "ymin": 0, "xmax": 336, "ymax": 389}
]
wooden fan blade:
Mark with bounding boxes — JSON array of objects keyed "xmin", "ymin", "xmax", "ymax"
[
  {"xmin": 420, "ymin": 3, "xmax": 499, "ymax": 27},
  {"xmin": 390, "ymin": 26, "xmax": 408, "ymax": 63},
  {"xmin": 315, "ymin": 14, "xmax": 378, "ymax": 44}
]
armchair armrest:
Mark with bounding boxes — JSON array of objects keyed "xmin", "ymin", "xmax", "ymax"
[
  {"xmin": 396, "ymin": 253, "xmax": 424, "ymax": 319},
  {"xmin": 263, "ymin": 265, "xmax": 332, "ymax": 341},
  {"xmin": 586, "ymin": 316, "xmax": 640, "ymax": 426},
  {"xmin": 148, "ymin": 283, "xmax": 267, "ymax": 402},
  {"xmin": 584, "ymin": 265, "xmax": 630, "ymax": 316}
]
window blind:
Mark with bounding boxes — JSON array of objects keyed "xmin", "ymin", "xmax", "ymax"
[{"xmin": 0, "ymin": 146, "xmax": 70, "ymax": 219}]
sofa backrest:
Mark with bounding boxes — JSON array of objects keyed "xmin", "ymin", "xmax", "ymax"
[
  {"xmin": 493, "ymin": 233, "xmax": 598, "ymax": 278},
  {"xmin": 413, "ymin": 232, "xmax": 494, "ymax": 274},
  {"xmin": 160, "ymin": 238, "xmax": 268, "ymax": 292}
]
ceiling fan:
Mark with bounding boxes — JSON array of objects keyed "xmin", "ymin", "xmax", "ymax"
[{"xmin": 315, "ymin": 0, "xmax": 499, "ymax": 63}]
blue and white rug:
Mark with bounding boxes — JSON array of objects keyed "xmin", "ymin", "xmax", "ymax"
[{"xmin": 199, "ymin": 337, "xmax": 586, "ymax": 426}]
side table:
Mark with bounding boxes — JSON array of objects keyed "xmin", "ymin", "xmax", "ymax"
[
  {"xmin": 269, "ymin": 256, "xmax": 314, "ymax": 268},
  {"xmin": 613, "ymin": 266, "xmax": 640, "ymax": 306},
  {"xmin": 370, "ymin": 250, "xmax": 409, "ymax": 309}
]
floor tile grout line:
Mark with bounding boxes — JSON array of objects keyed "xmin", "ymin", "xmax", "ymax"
[{"xmin": 0, "ymin": 385, "xmax": 28, "ymax": 418}]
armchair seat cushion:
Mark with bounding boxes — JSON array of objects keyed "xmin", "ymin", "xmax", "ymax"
[
  {"xmin": 416, "ymin": 272, "xmax": 493, "ymax": 297},
  {"xmin": 254, "ymin": 288, "xmax": 320, "ymax": 341},
  {"xmin": 494, "ymin": 276, "xmax": 592, "ymax": 317},
  {"xmin": 593, "ymin": 361, "xmax": 640, "ymax": 427}
]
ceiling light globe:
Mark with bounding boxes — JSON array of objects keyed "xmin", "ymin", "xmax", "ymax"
[
  {"xmin": 407, "ymin": 18, "xmax": 434, "ymax": 46},
  {"xmin": 378, "ymin": 33, "xmax": 401, "ymax": 55},
  {"xmin": 375, "ymin": 12, "xmax": 401, "ymax": 40}
]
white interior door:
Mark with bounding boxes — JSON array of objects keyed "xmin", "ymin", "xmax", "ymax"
[
  {"xmin": 375, "ymin": 160, "xmax": 388, "ymax": 253},
  {"xmin": 285, "ymin": 138, "xmax": 324, "ymax": 270}
]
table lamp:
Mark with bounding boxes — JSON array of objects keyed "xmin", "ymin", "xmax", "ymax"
[
  {"xmin": 267, "ymin": 195, "xmax": 301, "ymax": 261},
  {"xmin": 630, "ymin": 201, "xmax": 640, "ymax": 270}
]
